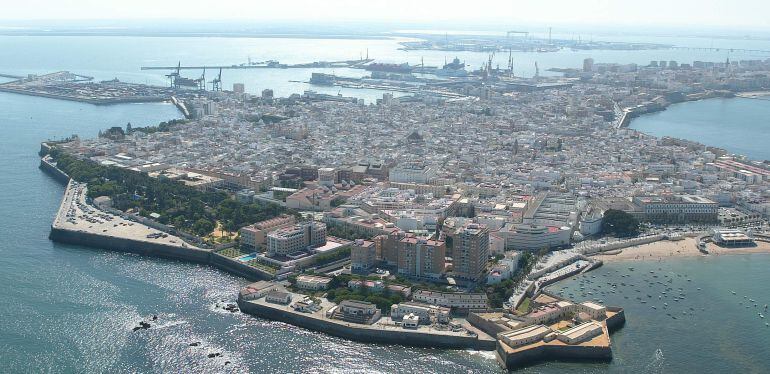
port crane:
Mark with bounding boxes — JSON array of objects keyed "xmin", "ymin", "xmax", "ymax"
[
  {"xmin": 210, "ymin": 68, "xmax": 222, "ymax": 91},
  {"xmin": 165, "ymin": 61, "xmax": 181, "ymax": 88},
  {"xmin": 196, "ymin": 68, "xmax": 206, "ymax": 91}
]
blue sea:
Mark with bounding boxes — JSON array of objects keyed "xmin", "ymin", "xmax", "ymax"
[
  {"xmin": 1, "ymin": 31, "xmax": 769, "ymax": 372},
  {"xmin": 630, "ymin": 97, "xmax": 770, "ymax": 161}
]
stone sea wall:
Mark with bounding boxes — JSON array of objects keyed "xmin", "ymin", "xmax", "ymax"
[
  {"xmin": 49, "ymin": 226, "xmax": 275, "ymax": 281},
  {"xmin": 238, "ymin": 300, "xmax": 496, "ymax": 351},
  {"xmin": 498, "ymin": 343, "xmax": 613, "ymax": 369}
]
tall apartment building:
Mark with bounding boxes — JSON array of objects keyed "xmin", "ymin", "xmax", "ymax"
[
  {"xmin": 373, "ymin": 231, "xmax": 405, "ymax": 266},
  {"xmin": 350, "ymin": 239, "xmax": 377, "ymax": 272},
  {"xmin": 397, "ymin": 237, "xmax": 446, "ymax": 279},
  {"xmin": 266, "ymin": 221, "xmax": 326, "ymax": 256},
  {"xmin": 239, "ymin": 215, "xmax": 296, "ymax": 250},
  {"xmin": 451, "ymin": 223, "xmax": 489, "ymax": 282}
]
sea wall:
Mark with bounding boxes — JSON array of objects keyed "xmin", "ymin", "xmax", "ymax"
[
  {"xmin": 238, "ymin": 300, "xmax": 496, "ymax": 351},
  {"xmin": 209, "ymin": 252, "xmax": 275, "ymax": 280},
  {"xmin": 49, "ymin": 226, "xmax": 211, "ymax": 263},
  {"xmin": 497, "ymin": 307, "xmax": 625, "ymax": 370},
  {"xmin": 467, "ymin": 312, "xmax": 510, "ymax": 337},
  {"xmin": 583, "ymin": 235, "xmax": 666, "ymax": 255},
  {"xmin": 498, "ymin": 343, "xmax": 612, "ymax": 369},
  {"xmin": 39, "ymin": 156, "xmax": 70, "ymax": 184},
  {"xmin": 49, "ymin": 226, "xmax": 274, "ymax": 281},
  {"xmin": 605, "ymin": 307, "xmax": 626, "ymax": 332}
]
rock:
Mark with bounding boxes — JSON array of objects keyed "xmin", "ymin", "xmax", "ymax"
[
  {"xmin": 151, "ymin": 315, "xmax": 158, "ymax": 321},
  {"xmin": 189, "ymin": 342, "xmax": 201, "ymax": 347},
  {"xmin": 207, "ymin": 353, "xmax": 216, "ymax": 358}
]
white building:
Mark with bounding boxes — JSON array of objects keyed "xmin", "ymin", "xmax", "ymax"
[
  {"xmin": 267, "ymin": 221, "xmax": 327, "ymax": 256},
  {"xmin": 498, "ymin": 325, "xmax": 552, "ymax": 348},
  {"xmin": 487, "ymin": 253, "xmax": 520, "ymax": 285},
  {"xmin": 412, "ymin": 290, "xmax": 488, "ymax": 310},
  {"xmin": 556, "ymin": 321, "xmax": 603, "ymax": 345},
  {"xmin": 295, "ymin": 274, "xmax": 333, "ymax": 290},
  {"xmin": 318, "ymin": 167, "xmax": 337, "ymax": 187},
  {"xmin": 388, "ymin": 162, "xmax": 436, "ymax": 184},
  {"xmin": 390, "ymin": 301, "xmax": 450, "ymax": 324},
  {"xmin": 499, "ymin": 224, "xmax": 572, "ymax": 251}
]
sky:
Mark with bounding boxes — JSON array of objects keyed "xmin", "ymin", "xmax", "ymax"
[{"xmin": 1, "ymin": 0, "xmax": 770, "ymax": 30}]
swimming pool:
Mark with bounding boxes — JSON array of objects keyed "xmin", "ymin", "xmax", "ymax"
[{"xmin": 238, "ymin": 253, "xmax": 257, "ymax": 262}]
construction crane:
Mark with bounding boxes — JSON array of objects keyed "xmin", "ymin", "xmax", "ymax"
[{"xmin": 210, "ymin": 68, "xmax": 222, "ymax": 91}]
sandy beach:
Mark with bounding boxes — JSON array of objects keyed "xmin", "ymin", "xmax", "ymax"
[
  {"xmin": 735, "ymin": 90, "xmax": 770, "ymax": 98},
  {"xmin": 593, "ymin": 237, "xmax": 770, "ymax": 262}
]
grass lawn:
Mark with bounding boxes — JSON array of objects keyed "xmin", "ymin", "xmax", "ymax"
[
  {"xmin": 516, "ymin": 297, "xmax": 532, "ymax": 314},
  {"xmin": 217, "ymin": 247, "xmax": 248, "ymax": 258}
]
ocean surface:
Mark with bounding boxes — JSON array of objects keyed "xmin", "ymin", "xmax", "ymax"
[
  {"xmin": 1, "ymin": 33, "xmax": 770, "ymax": 373},
  {"xmin": 630, "ymin": 97, "xmax": 770, "ymax": 161}
]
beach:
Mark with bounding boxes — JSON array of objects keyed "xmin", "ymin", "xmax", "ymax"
[{"xmin": 593, "ymin": 237, "xmax": 770, "ymax": 262}]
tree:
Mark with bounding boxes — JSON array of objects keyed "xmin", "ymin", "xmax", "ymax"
[
  {"xmin": 601, "ymin": 209, "xmax": 640, "ymax": 237},
  {"xmin": 192, "ymin": 218, "xmax": 215, "ymax": 236}
]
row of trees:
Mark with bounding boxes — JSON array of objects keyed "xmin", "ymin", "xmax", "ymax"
[
  {"xmin": 51, "ymin": 149, "xmax": 292, "ymax": 237},
  {"xmin": 486, "ymin": 252, "xmax": 536, "ymax": 308},
  {"xmin": 129, "ymin": 119, "xmax": 188, "ymax": 135}
]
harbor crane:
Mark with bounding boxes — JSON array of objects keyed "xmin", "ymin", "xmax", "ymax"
[
  {"xmin": 210, "ymin": 68, "xmax": 222, "ymax": 91},
  {"xmin": 196, "ymin": 68, "xmax": 206, "ymax": 91},
  {"xmin": 165, "ymin": 61, "xmax": 181, "ymax": 88}
]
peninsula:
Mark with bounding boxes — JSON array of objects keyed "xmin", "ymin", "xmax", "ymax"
[{"xmin": 41, "ymin": 54, "xmax": 770, "ymax": 370}]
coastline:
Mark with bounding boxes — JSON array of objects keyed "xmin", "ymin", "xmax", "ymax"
[
  {"xmin": 626, "ymin": 93, "xmax": 770, "ymax": 161},
  {"xmin": 593, "ymin": 237, "xmax": 770, "ymax": 263},
  {"xmin": 41, "ymin": 159, "xmax": 277, "ymax": 281}
]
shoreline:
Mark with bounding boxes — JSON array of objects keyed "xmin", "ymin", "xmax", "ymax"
[
  {"xmin": 626, "ymin": 93, "xmax": 769, "ymax": 161},
  {"xmin": 592, "ymin": 237, "xmax": 770, "ymax": 263}
]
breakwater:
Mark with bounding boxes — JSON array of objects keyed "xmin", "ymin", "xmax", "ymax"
[{"xmin": 237, "ymin": 299, "xmax": 497, "ymax": 351}]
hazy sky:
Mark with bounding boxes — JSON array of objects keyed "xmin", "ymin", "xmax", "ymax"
[{"xmin": 2, "ymin": 0, "xmax": 770, "ymax": 30}]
